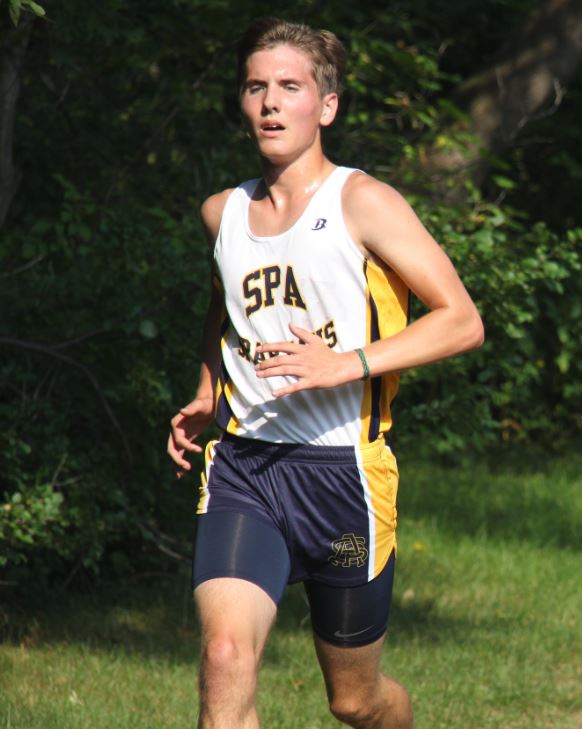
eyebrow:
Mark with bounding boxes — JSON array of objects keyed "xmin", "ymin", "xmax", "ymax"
[{"xmin": 244, "ymin": 77, "xmax": 304, "ymax": 87}]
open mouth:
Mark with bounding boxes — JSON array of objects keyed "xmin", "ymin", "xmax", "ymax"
[{"xmin": 260, "ymin": 121, "xmax": 285, "ymax": 132}]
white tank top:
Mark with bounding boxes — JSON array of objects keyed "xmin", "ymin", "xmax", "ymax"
[{"xmin": 213, "ymin": 166, "xmax": 408, "ymax": 447}]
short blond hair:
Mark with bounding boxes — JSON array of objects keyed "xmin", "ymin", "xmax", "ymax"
[{"xmin": 237, "ymin": 17, "xmax": 347, "ymax": 97}]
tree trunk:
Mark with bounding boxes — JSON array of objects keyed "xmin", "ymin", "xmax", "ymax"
[
  {"xmin": 0, "ymin": 13, "xmax": 34, "ymax": 228},
  {"xmin": 427, "ymin": 0, "xmax": 582, "ymax": 195}
]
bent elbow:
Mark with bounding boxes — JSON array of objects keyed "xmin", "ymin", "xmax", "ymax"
[{"xmin": 466, "ymin": 311, "xmax": 485, "ymax": 351}]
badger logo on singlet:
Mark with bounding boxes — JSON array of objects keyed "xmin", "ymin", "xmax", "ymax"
[
  {"xmin": 329, "ymin": 533, "xmax": 368, "ymax": 568},
  {"xmin": 312, "ymin": 218, "xmax": 327, "ymax": 230}
]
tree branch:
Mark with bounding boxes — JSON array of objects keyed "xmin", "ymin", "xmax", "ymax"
[
  {"xmin": 0, "ymin": 336, "xmax": 133, "ymax": 471},
  {"xmin": 0, "ymin": 11, "xmax": 34, "ymax": 227},
  {"xmin": 103, "ymin": 42, "xmax": 232, "ymax": 205},
  {"xmin": 423, "ymin": 0, "xmax": 582, "ymax": 195},
  {"xmin": 0, "ymin": 254, "xmax": 46, "ymax": 278}
]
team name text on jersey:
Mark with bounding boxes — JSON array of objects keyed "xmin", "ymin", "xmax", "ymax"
[
  {"xmin": 237, "ymin": 319, "xmax": 338, "ymax": 365},
  {"xmin": 243, "ymin": 264, "xmax": 306, "ymax": 317}
]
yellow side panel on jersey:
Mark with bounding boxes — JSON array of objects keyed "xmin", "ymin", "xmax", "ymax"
[
  {"xmin": 214, "ymin": 375, "xmax": 224, "ymax": 414},
  {"xmin": 215, "ymin": 330, "xmax": 241, "ymax": 436},
  {"xmin": 222, "ymin": 376, "xmax": 240, "ymax": 436},
  {"xmin": 360, "ymin": 258, "xmax": 409, "ymax": 445},
  {"xmin": 358, "ymin": 258, "xmax": 405, "ymax": 576}
]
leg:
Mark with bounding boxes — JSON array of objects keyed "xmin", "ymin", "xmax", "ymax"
[
  {"xmin": 193, "ymin": 512, "xmax": 291, "ymax": 728},
  {"xmin": 195, "ymin": 577, "xmax": 277, "ymax": 729},
  {"xmin": 306, "ymin": 552, "xmax": 412, "ymax": 728},
  {"xmin": 314, "ymin": 633, "xmax": 412, "ymax": 729}
]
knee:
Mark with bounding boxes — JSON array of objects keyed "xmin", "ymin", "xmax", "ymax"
[
  {"xmin": 329, "ymin": 694, "xmax": 379, "ymax": 726},
  {"xmin": 330, "ymin": 679, "xmax": 413, "ymax": 728},
  {"xmin": 201, "ymin": 634, "xmax": 256, "ymax": 683}
]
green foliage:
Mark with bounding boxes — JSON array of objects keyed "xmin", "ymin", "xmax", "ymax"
[
  {"xmin": 1, "ymin": 455, "xmax": 581, "ymax": 728},
  {"xmin": 1, "ymin": 177, "xmax": 207, "ymax": 581},
  {"xmin": 6, "ymin": 0, "xmax": 45, "ymax": 25},
  {"xmin": 2, "ymin": 0, "xmax": 582, "ymax": 580},
  {"xmin": 396, "ymin": 194, "xmax": 582, "ymax": 454}
]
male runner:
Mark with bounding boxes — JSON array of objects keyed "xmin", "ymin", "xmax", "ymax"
[{"xmin": 168, "ymin": 17, "xmax": 484, "ymax": 729}]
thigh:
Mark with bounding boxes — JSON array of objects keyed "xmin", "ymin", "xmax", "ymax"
[
  {"xmin": 193, "ymin": 510, "xmax": 291, "ymax": 606},
  {"xmin": 313, "ymin": 630, "xmax": 386, "ymax": 699},
  {"xmin": 304, "ymin": 549, "xmax": 395, "ymax": 647},
  {"xmin": 195, "ymin": 577, "xmax": 278, "ymax": 658}
]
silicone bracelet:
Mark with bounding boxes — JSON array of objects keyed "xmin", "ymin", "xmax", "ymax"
[{"xmin": 355, "ymin": 348, "xmax": 370, "ymax": 380}]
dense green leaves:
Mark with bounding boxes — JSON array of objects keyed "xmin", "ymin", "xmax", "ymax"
[
  {"xmin": 1, "ymin": 0, "xmax": 581, "ymax": 581},
  {"xmin": 7, "ymin": 0, "xmax": 45, "ymax": 25},
  {"xmin": 398, "ymin": 195, "xmax": 582, "ymax": 454}
]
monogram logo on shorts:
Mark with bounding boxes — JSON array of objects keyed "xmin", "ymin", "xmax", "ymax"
[{"xmin": 329, "ymin": 533, "xmax": 368, "ymax": 568}]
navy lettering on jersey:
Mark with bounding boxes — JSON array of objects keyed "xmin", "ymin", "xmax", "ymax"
[
  {"xmin": 243, "ymin": 270, "xmax": 262, "ymax": 317},
  {"xmin": 314, "ymin": 319, "xmax": 337, "ymax": 349},
  {"xmin": 282, "ymin": 265, "xmax": 306, "ymax": 310},
  {"xmin": 242, "ymin": 264, "xmax": 307, "ymax": 316},
  {"xmin": 237, "ymin": 320, "xmax": 338, "ymax": 366},
  {"xmin": 254, "ymin": 342, "xmax": 266, "ymax": 364},
  {"xmin": 263, "ymin": 265, "xmax": 281, "ymax": 307},
  {"xmin": 238, "ymin": 336, "xmax": 252, "ymax": 361},
  {"xmin": 324, "ymin": 320, "xmax": 338, "ymax": 348}
]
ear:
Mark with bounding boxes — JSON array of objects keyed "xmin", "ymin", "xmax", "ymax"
[{"xmin": 319, "ymin": 93, "xmax": 339, "ymax": 127}]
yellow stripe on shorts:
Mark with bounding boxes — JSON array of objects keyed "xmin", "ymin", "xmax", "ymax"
[
  {"xmin": 197, "ymin": 439, "xmax": 218, "ymax": 515},
  {"xmin": 357, "ymin": 438, "xmax": 399, "ymax": 579}
]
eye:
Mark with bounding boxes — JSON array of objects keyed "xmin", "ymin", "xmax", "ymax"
[
  {"xmin": 246, "ymin": 83, "xmax": 264, "ymax": 94},
  {"xmin": 285, "ymin": 83, "xmax": 300, "ymax": 92}
]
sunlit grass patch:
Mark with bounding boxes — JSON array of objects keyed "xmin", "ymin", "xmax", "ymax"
[{"xmin": 0, "ymin": 454, "xmax": 580, "ymax": 728}]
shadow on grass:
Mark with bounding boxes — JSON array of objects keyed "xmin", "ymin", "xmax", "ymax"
[
  {"xmin": 6, "ymin": 452, "xmax": 568, "ymax": 665},
  {"xmin": 0, "ymin": 568, "xmax": 498, "ymax": 668},
  {"xmin": 0, "ymin": 571, "xmax": 201, "ymax": 665},
  {"xmin": 267, "ymin": 581, "xmax": 500, "ymax": 660},
  {"xmin": 396, "ymin": 453, "xmax": 582, "ymax": 551}
]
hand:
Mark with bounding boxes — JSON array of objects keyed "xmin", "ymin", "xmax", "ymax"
[
  {"xmin": 167, "ymin": 397, "xmax": 214, "ymax": 477},
  {"xmin": 256, "ymin": 323, "xmax": 360, "ymax": 397}
]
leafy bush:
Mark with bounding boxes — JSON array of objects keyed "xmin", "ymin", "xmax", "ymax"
[
  {"xmin": 2, "ymin": 0, "xmax": 581, "ymax": 581},
  {"xmin": 396, "ymin": 194, "xmax": 582, "ymax": 455},
  {"xmin": 1, "ymin": 180, "xmax": 208, "ymax": 581}
]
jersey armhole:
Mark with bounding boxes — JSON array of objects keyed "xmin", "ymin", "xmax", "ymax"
[
  {"xmin": 338, "ymin": 169, "xmax": 368, "ymax": 262},
  {"xmin": 214, "ymin": 179, "xmax": 261, "ymax": 258}
]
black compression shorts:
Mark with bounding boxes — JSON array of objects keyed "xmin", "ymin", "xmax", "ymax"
[{"xmin": 193, "ymin": 511, "xmax": 395, "ymax": 647}]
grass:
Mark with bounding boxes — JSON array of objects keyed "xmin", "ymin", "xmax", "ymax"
[{"xmin": 1, "ymin": 452, "xmax": 581, "ymax": 728}]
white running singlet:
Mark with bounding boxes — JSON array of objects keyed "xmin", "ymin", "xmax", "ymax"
[{"xmin": 213, "ymin": 166, "xmax": 409, "ymax": 447}]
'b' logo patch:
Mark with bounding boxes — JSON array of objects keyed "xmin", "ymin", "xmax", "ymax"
[
  {"xmin": 312, "ymin": 218, "xmax": 327, "ymax": 230},
  {"xmin": 329, "ymin": 533, "xmax": 368, "ymax": 567}
]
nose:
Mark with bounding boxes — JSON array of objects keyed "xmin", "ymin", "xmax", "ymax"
[{"xmin": 262, "ymin": 84, "xmax": 281, "ymax": 114}]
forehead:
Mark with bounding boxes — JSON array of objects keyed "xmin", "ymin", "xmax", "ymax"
[{"xmin": 244, "ymin": 44, "xmax": 315, "ymax": 81}]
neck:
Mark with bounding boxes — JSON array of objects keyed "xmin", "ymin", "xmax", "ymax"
[{"xmin": 259, "ymin": 148, "xmax": 335, "ymax": 201}]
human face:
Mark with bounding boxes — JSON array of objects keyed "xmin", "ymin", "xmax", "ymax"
[{"xmin": 240, "ymin": 44, "xmax": 337, "ymax": 165}]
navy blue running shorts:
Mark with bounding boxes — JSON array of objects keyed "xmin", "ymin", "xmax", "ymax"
[{"xmin": 193, "ymin": 433, "xmax": 399, "ymax": 645}]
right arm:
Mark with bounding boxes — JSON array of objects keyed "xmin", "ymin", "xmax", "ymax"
[{"xmin": 166, "ymin": 189, "xmax": 232, "ymax": 474}]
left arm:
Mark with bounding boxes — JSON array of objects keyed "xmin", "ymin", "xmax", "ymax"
[{"xmin": 256, "ymin": 174, "xmax": 484, "ymax": 396}]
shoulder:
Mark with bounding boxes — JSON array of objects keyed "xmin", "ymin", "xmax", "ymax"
[
  {"xmin": 343, "ymin": 172, "xmax": 414, "ymax": 224},
  {"xmin": 342, "ymin": 171, "xmax": 430, "ymax": 257},
  {"xmin": 200, "ymin": 188, "xmax": 235, "ymax": 246}
]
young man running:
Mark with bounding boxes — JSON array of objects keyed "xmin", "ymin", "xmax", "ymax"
[{"xmin": 168, "ymin": 17, "xmax": 484, "ymax": 729}]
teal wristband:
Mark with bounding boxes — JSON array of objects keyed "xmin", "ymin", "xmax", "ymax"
[{"xmin": 355, "ymin": 348, "xmax": 370, "ymax": 380}]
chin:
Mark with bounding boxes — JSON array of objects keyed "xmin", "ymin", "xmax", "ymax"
[
  {"xmin": 260, "ymin": 141, "xmax": 316, "ymax": 164},
  {"xmin": 258, "ymin": 145, "xmax": 296, "ymax": 163}
]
